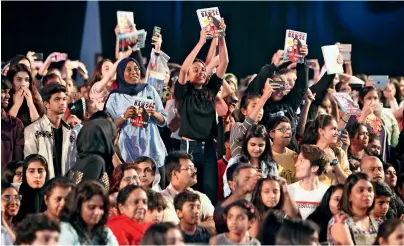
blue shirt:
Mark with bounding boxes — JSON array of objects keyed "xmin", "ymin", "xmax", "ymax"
[{"xmin": 105, "ymin": 85, "xmax": 167, "ymax": 167}]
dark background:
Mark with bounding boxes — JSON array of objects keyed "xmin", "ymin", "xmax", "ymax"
[{"xmin": 2, "ymin": 1, "xmax": 404, "ymax": 79}]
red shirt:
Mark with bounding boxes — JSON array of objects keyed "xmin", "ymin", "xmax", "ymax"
[
  {"xmin": 217, "ymin": 158, "xmax": 229, "ymax": 201},
  {"xmin": 107, "ymin": 215, "xmax": 153, "ymax": 245}
]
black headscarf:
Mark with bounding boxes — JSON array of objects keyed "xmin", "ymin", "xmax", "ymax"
[
  {"xmin": 14, "ymin": 154, "xmax": 50, "ymax": 223},
  {"xmin": 75, "ymin": 118, "xmax": 116, "ymax": 176},
  {"xmin": 114, "ymin": 57, "xmax": 147, "ymax": 95}
]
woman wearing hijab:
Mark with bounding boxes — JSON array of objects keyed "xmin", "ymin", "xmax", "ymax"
[
  {"xmin": 104, "ymin": 57, "xmax": 167, "ymax": 188},
  {"xmin": 68, "ymin": 118, "xmax": 116, "ymax": 190},
  {"xmin": 13, "ymin": 154, "xmax": 49, "ymax": 223}
]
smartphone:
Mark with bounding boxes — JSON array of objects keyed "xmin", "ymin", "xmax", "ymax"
[
  {"xmin": 33, "ymin": 53, "xmax": 43, "ymax": 61},
  {"xmin": 269, "ymin": 80, "xmax": 287, "ymax": 91},
  {"xmin": 153, "ymin": 26, "xmax": 161, "ymax": 37},
  {"xmin": 368, "ymin": 75, "xmax": 389, "ymax": 90},
  {"xmin": 338, "ymin": 129, "xmax": 344, "ymax": 141},
  {"xmin": 55, "ymin": 53, "xmax": 68, "ymax": 62},
  {"xmin": 340, "ymin": 44, "xmax": 352, "ymax": 53}
]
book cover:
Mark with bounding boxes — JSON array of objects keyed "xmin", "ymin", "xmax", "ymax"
[
  {"xmin": 130, "ymin": 97, "xmax": 154, "ymax": 128},
  {"xmin": 196, "ymin": 7, "xmax": 225, "ymax": 39},
  {"xmin": 147, "ymin": 71, "xmax": 165, "ymax": 98},
  {"xmin": 283, "ymin": 29, "xmax": 307, "ymax": 64},
  {"xmin": 332, "ymin": 92, "xmax": 362, "ymax": 115},
  {"xmin": 117, "ymin": 11, "xmax": 135, "ymax": 34},
  {"xmin": 118, "ymin": 29, "xmax": 147, "ymax": 51},
  {"xmin": 322, "ymin": 45, "xmax": 344, "ymax": 75}
]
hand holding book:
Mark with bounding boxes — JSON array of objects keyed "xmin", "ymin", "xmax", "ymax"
[{"xmin": 199, "ymin": 29, "xmax": 212, "ymax": 44}]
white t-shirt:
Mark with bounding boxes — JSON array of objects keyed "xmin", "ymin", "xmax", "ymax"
[{"xmin": 287, "ymin": 181, "xmax": 329, "ymax": 219}]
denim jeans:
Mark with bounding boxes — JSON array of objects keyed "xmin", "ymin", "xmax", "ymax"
[{"xmin": 180, "ymin": 139, "xmax": 218, "ymax": 205}]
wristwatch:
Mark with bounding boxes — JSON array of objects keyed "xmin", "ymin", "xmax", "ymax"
[
  {"xmin": 120, "ymin": 114, "xmax": 127, "ymax": 120},
  {"xmin": 330, "ymin": 159, "xmax": 339, "ymax": 166}
]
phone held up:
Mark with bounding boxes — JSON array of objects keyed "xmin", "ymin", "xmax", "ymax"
[{"xmin": 153, "ymin": 26, "xmax": 161, "ymax": 37}]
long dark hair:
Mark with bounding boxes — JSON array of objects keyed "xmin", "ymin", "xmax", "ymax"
[
  {"xmin": 339, "ymin": 172, "xmax": 375, "ymax": 216},
  {"xmin": 251, "ymin": 176, "xmax": 284, "ymax": 218},
  {"xmin": 374, "ymin": 219, "xmax": 404, "ymax": 245},
  {"xmin": 60, "ymin": 180, "xmax": 110, "ymax": 245},
  {"xmin": 358, "ymin": 86, "xmax": 377, "ymax": 109},
  {"xmin": 207, "ymin": 14, "xmax": 221, "ymax": 29},
  {"xmin": 276, "ymin": 218, "xmax": 319, "ymax": 245},
  {"xmin": 6, "ymin": 64, "xmax": 44, "ymax": 125},
  {"xmin": 140, "ymin": 222, "xmax": 179, "ymax": 245},
  {"xmin": 301, "ymin": 114, "xmax": 341, "ymax": 158},
  {"xmin": 88, "ymin": 59, "xmax": 113, "ymax": 87},
  {"xmin": 307, "ymin": 184, "xmax": 344, "ymax": 243},
  {"xmin": 1, "ymin": 161, "xmax": 23, "ymax": 183},
  {"xmin": 240, "ymin": 124, "xmax": 274, "ymax": 172},
  {"xmin": 259, "ymin": 210, "xmax": 287, "ymax": 245}
]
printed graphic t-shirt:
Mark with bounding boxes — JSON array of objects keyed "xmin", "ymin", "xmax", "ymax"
[{"xmin": 287, "ymin": 181, "xmax": 329, "ymax": 219}]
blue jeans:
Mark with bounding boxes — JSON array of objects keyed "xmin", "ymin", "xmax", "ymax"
[{"xmin": 180, "ymin": 139, "xmax": 218, "ymax": 205}]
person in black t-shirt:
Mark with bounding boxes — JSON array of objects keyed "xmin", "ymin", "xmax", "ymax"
[
  {"xmin": 174, "ymin": 190, "xmax": 211, "ymax": 244},
  {"xmin": 175, "ymin": 20, "xmax": 229, "ymax": 205}
]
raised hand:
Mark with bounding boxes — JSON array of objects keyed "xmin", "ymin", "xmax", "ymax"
[
  {"xmin": 300, "ymin": 45, "xmax": 308, "ymax": 57},
  {"xmin": 152, "ymin": 34, "xmax": 162, "ymax": 52}
]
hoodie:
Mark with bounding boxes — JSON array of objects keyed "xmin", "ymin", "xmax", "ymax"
[
  {"xmin": 68, "ymin": 118, "xmax": 116, "ymax": 190},
  {"xmin": 107, "ymin": 215, "xmax": 153, "ymax": 245}
]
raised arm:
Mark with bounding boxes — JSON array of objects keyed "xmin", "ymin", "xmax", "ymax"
[
  {"xmin": 215, "ymin": 20, "xmax": 229, "ymax": 79},
  {"xmin": 178, "ymin": 29, "xmax": 210, "ymax": 85},
  {"xmin": 206, "ymin": 38, "xmax": 218, "ymax": 66},
  {"xmin": 93, "ymin": 49, "xmax": 133, "ymax": 93}
]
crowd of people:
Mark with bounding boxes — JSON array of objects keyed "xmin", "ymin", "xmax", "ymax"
[{"xmin": 2, "ymin": 17, "xmax": 404, "ymax": 245}]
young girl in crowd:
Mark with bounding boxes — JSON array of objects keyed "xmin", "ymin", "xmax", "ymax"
[
  {"xmin": 59, "ymin": 180, "xmax": 118, "ymax": 245},
  {"xmin": 374, "ymin": 219, "xmax": 404, "ymax": 245},
  {"xmin": 140, "ymin": 222, "xmax": 184, "ymax": 245},
  {"xmin": 223, "ymin": 124, "xmax": 278, "ymax": 197},
  {"xmin": 347, "ymin": 122, "xmax": 370, "ymax": 168},
  {"xmin": 327, "ymin": 172, "xmax": 381, "ymax": 245},
  {"xmin": 175, "ymin": 21, "xmax": 228, "ymax": 205},
  {"xmin": 230, "ymin": 81, "xmax": 272, "ymax": 157},
  {"xmin": 307, "ymin": 184, "xmax": 344, "ymax": 243},
  {"xmin": 250, "ymin": 176, "xmax": 298, "ymax": 237},
  {"xmin": 210, "ymin": 200, "xmax": 260, "ymax": 245},
  {"xmin": 14, "ymin": 154, "xmax": 49, "ymax": 223},
  {"xmin": 1, "ymin": 182, "xmax": 21, "ymax": 243},
  {"xmin": 6, "ymin": 64, "xmax": 43, "ymax": 126},
  {"xmin": 301, "ymin": 114, "xmax": 351, "ymax": 185}
]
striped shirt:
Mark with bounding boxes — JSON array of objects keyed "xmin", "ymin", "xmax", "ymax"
[{"xmin": 229, "ymin": 116, "xmax": 256, "ymax": 157}]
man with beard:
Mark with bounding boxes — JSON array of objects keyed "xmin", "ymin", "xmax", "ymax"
[
  {"xmin": 24, "ymin": 83, "xmax": 72, "ymax": 178},
  {"xmin": 1, "ymin": 75, "xmax": 24, "ymax": 170},
  {"xmin": 360, "ymin": 156, "xmax": 404, "ymax": 218},
  {"xmin": 214, "ymin": 164, "xmax": 262, "ymax": 233},
  {"xmin": 161, "ymin": 151, "xmax": 214, "ymax": 230}
]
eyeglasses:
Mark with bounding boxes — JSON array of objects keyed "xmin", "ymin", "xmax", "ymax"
[
  {"xmin": 276, "ymin": 127, "xmax": 292, "ymax": 133},
  {"xmin": 14, "ymin": 171, "xmax": 22, "ymax": 177},
  {"xmin": 2, "ymin": 195, "xmax": 22, "ymax": 201},
  {"xmin": 180, "ymin": 166, "xmax": 197, "ymax": 172},
  {"xmin": 123, "ymin": 176, "xmax": 140, "ymax": 183}
]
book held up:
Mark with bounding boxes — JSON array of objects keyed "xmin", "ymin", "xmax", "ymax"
[
  {"xmin": 130, "ymin": 97, "xmax": 154, "ymax": 128},
  {"xmin": 283, "ymin": 29, "xmax": 307, "ymax": 64},
  {"xmin": 196, "ymin": 7, "xmax": 225, "ymax": 39},
  {"xmin": 117, "ymin": 11, "xmax": 147, "ymax": 50},
  {"xmin": 322, "ymin": 45, "xmax": 343, "ymax": 75},
  {"xmin": 332, "ymin": 92, "xmax": 361, "ymax": 115}
]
